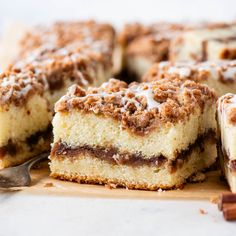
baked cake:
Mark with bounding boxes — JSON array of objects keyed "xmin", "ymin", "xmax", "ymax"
[
  {"xmin": 50, "ymin": 78, "xmax": 217, "ymax": 190},
  {"xmin": 0, "ymin": 68, "xmax": 52, "ymax": 168},
  {"xmin": 143, "ymin": 60, "xmax": 236, "ymax": 96},
  {"xmin": 218, "ymin": 94, "xmax": 236, "ymax": 192},
  {"xmin": 170, "ymin": 23, "xmax": 236, "ymax": 62}
]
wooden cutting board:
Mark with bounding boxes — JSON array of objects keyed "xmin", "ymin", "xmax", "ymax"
[{"xmin": 7, "ymin": 161, "xmax": 230, "ymax": 201}]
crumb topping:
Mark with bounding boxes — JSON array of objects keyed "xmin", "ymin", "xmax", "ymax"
[
  {"xmin": 56, "ymin": 78, "xmax": 216, "ymax": 134},
  {"xmin": 18, "ymin": 21, "xmax": 115, "ymax": 61},
  {"xmin": 143, "ymin": 60, "xmax": 236, "ymax": 84},
  {"xmin": 0, "ymin": 68, "xmax": 45, "ymax": 108},
  {"xmin": 218, "ymin": 93, "xmax": 236, "ymax": 125},
  {"xmin": 119, "ymin": 22, "xmax": 186, "ymax": 47},
  {"xmin": 119, "ymin": 21, "xmax": 236, "ymax": 48},
  {"xmin": 12, "ymin": 48, "xmax": 99, "ymax": 91},
  {"xmin": 8, "ymin": 21, "xmax": 116, "ymax": 93}
]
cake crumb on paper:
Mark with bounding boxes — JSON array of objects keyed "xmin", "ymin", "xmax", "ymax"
[
  {"xmin": 199, "ymin": 208, "xmax": 207, "ymax": 215},
  {"xmin": 44, "ymin": 182, "xmax": 54, "ymax": 188},
  {"xmin": 210, "ymin": 197, "xmax": 219, "ymax": 204}
]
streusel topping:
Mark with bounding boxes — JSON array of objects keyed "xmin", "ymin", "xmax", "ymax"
[
  {"xmin": 0, "ymin": 68, "xmax": 46, "ymax": 107},
  {"xmin": 9, "ymin": 21, "xmax": 117, "ymax": 93},
  {"xmin": 18, "ymin": 21, "xmax": 115, "ymax": 60},
  {"xmin": 56, "ymin": 78, "xmax": 216, "ymax": 135},
  {"xmin": 119, "ymin": 22, "xmax": 186, "ymax": 47},
  {"xmin": 143, "ymin": 60, "xmax": 236, "ymax": 84},
  {"xmin": 218, "ymin": 93, "xmax": 236, "ymax": 125}
]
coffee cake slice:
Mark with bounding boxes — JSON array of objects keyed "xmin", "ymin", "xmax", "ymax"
[
  {"xmin": 170, "ymin": 23, "xmax": 236, "ymax": 62},
  {"xmin": 218, "ymin": 94, "xmax": 236, "ymax": 192},
  {"xmin": 143, "ymin": 60, "xmax": 236, "ymax": 96},
  {"xmin": 50, "ymin": 78, "xmax": 217, "ymax": 190},
  {"xmin": 0, "ymin": 69, "xmax": 52, "ymax": 168},
  {"xmin": 119, "ymin": 22, "xmax": 185, "ymax": 78}
]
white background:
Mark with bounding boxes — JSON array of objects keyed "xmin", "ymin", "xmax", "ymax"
[
  {"xmin": 0, "ymin": 0, "xmax": 236, "ymax": 30},
  {"xmin": 0, "ymin": 0, "xmax": 236, "ymax": 235}
]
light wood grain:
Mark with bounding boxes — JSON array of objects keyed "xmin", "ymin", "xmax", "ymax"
[{"xmin": 6, "ymin": 161, "xmax": 229, "ymax": 201}]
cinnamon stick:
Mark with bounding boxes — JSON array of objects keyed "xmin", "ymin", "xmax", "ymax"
[
  {"xmin": 223, "ymin": 204, "xmax": 236, "ymax": 221},
  {"xmin": 218, "ymin": 193, "xmax": 236, "ymax": 211}
]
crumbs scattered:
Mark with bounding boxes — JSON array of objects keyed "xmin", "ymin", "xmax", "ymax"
[
  {"xmin": 199, "ymin": 208, "xmax": 207, "ymax": 215},
  {"xmin": 210, "ymin": 196, "xmax": 219, "ymax": 204},
  {"xmin": 157, "ymin": 188, "xmax": 165, "ymax": 193},
  {"xmin": 44, "ymin": 182, "xmax": 54, "ymax": 188},
  {"xmin": 105, "ymin": 183, "xmax": 117, "ymax": 189},
  {"xmin": 189, "ymin": 172, "xmax": 206, "ymax": 183}
]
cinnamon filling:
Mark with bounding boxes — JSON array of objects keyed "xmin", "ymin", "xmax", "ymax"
[
  {"xmin": 51, "ymin": 129, "xmax": 216, "ymax": 172},
  {"xmin": 0, "ymin": 125, "xmax": 52, "ymax": 158}
]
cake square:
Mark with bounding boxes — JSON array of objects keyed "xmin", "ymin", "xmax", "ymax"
[
  {"xmin": 0, "ymin": 69, "xmax": 52, "ymax": 168},
  {"xmin": 142, "ymin": 60, "xmax": 236, "ymax": 97},
  {"xmin": 218, "ymin": 94, "xmax": 236, "ymax": 192},
  {"xmin": 50, "ymin": 78, "xmax": 217, "ymax": 190}
]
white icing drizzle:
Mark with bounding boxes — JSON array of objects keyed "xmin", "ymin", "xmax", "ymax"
[
  {"xmin": 229, "ymin": 94, "xmax": 236, "ymax": 108},
  {"xmin": 168, "ymin": 67, "xmax": 191, "ymax": 77},
  {"xmin": 129, "ymin": 84, "xmax": 161, "ymax": 109},
  {"xmin": 0, "ymin": 72, "xmax": 42, "ymax": 103},
  {"xmin": 70, "ymin": 53, "xmax": 89, "ymax": 86},
  {"xmin": 160, "ymin": 60, "xmax": 236, "ymax": 81},
  {"xmin": 66, "ymin": 80, "xmax": 161, "ymax": 113}
]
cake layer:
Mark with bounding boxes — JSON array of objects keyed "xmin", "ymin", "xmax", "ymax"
[
  {"xmin": 217, "ymin": 94, "xmax": 236, "ymax": 160},
  {"xmin": 53, "ymin": 109, "xmax": 215, "ymax": 161},
  {"xmin": 51, "ymin": 128, "xmax": 215, "ymax": 169},
  {"xmin": 53, "ymin": 78, "xmax": 216, "ymax": 160},
  {"xmin": 50, "ymin": 137, "xmax": 216, "ymax": 190},
  {"xmin": 143, "ymin": 60, "xmax": 236, "ymax": 97}
]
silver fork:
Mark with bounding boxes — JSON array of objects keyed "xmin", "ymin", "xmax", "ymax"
[{"xmin": 0, "ymin": 152, "xmax": 49, "ymax": 188}]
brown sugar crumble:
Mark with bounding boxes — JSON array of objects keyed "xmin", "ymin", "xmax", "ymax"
[{"xmin": 199, "ymin": 208, "xmax": 207, "ymax": 215}]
